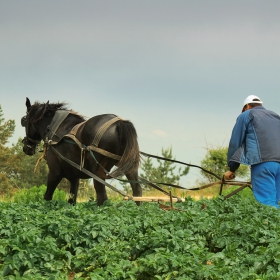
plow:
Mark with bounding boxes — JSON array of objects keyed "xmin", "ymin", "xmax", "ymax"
[
  {"xmin": 41, "ymin": 145, "xmax": 252, "ymax": 208},
  {"xmin": 114, "ymin": 151, "xmax": 252, "ymax": 208}
]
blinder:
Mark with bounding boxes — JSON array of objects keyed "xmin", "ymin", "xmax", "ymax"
[
  {"xmin": 21, "ymin": 116, "xmax": 28, "ymax": 127},
  {"xmin": 21, "ymin": 113, "xmax": 41, "ymax": 154}
]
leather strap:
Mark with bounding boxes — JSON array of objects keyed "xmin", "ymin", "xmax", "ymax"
[
  {"xmin": 92, "ymin": 117, "xmax": 120, "ymax": 147},
  {"xmin": 70, "ymin": 120, "xmax": 87, "ymax": 136}
]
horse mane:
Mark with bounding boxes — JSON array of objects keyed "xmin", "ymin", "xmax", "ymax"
[
  {"xmin": 32, "ymin": 101, "xmax": 68, "ymax": 111},
  {"xmin": 28, "ymin": 101, "xmax": 85, "ymax": 123}
]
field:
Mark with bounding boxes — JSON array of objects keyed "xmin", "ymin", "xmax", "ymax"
[{"xmin": 1, "ymin": 186, "xmax": 280, "ymax": 279}]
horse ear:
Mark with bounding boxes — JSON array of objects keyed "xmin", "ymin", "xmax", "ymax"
[{"xmin": 26, "ymin": 97, "xmax": 31, "ymax": 109}]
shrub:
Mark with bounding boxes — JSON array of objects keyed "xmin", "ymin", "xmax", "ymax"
[{"xmin": 13, "ymin": 185, "xmax": 67, "ymax": 203}]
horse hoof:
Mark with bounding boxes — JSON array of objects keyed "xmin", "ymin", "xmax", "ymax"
[{"xmin": 68, "ymin": 198, "xmax": 75, "ymax": 205}]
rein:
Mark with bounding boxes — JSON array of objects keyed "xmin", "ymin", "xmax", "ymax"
[
  {"xmin": 139, "ymin": 152, "xmax": 252, "ymax": 193},
  {"xmin": 36, "ymin": 138, "xmax": 252, "ymax": 199},
  {"xmin": 140, "ymin": 151, "xmax": 220, "ymax": 180}
]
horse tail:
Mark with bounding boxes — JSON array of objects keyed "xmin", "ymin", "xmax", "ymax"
[{"xmin": 109, "ymin": 120, "xmax": 140, "ymax": 178}]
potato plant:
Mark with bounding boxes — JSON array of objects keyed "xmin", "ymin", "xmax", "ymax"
[{"xmin": 0, "ymin": 190, "xmax": 280, "ymax": 279}]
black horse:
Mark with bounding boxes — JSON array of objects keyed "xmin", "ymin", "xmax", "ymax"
[{"xmin": 21, "ymin": 98, "xmax": 142, "ymax": 205}]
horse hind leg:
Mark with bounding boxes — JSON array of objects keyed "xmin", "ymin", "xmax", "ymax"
[
  {"xmin": 68, "ymin": 178, "xmax": 80, "ymax": 204},
  {"xmin": 126, "ymin": 169, "xmax": 142, "ymax": 206}
]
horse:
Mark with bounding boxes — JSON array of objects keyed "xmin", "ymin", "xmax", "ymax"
[{"xmin": 21, "ymin": 97, "xmax": 142, "ymax": 205}]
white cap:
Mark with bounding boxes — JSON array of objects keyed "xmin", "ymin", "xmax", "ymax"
[{"xmin": 243, "ymin": 95, "xmax": 263, "ymax": 106}]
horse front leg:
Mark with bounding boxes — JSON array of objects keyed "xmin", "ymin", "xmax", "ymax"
[
  {"xmin": 44, "ymin": 172, "xmax": 62, "ymax": 201},
  {"xmin": 93, "ymin": 180, "xmax": 108, "ymax": 206},
  {"xmin": 126, "ymin": 169, "xmax": 142, "ymax": 206},
  {"xmin": 68, "ymin": 178, "xmax": 80, "ymax": 204}
]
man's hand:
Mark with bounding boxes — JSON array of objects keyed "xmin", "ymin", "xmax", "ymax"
[{"xmin": 223, "ymin": 171, "xmax": 235, "ymax": 180}]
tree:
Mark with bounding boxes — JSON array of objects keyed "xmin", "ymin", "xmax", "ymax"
[
  {"xmin": 132, "ymin": 147, "xmax": 190, "ymax": 191},
  {"xmin": 0, "ymin": 105, "xmax": 16, "ymax": 192},
  {"xmin": 200, "ymin": 145, "xmax": 249, "ymax": 183},
  {"xmin": 6, "ymin": 139, "xmax": 49, "ymax": 189},
  {"xmin": 0, "ymin": 103, "xmax": 52, "ymax": 191},
  {"xmin": 0, "ymin": 105, "xmax": 15, "ymax": 147}
]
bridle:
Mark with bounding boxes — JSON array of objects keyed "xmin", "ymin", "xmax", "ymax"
[
  {"xmin": 21, "ymin": 113, "xmax": 41, "ymax": 151},
  {"xmin": 21, "ymin": 101, "xmax": 55, "ymax": 154}
]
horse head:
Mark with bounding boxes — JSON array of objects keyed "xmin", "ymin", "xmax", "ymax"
[{"xmin": 21, "ymin": 97, "xmax": 66, "ymax": 155}]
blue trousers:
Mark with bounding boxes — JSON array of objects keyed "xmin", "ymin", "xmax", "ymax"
[{"xmin": 251, "ymin": 162, "xmax": 280, "ymax": 208}]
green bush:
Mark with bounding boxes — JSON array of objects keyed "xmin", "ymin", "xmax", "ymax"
[
  {"xmin": 222, "ymin": 185, "xmax": 254, "ymax": 201},
  {"xmin": 13, "ymin": 185, "xmax": 67, "ymax": 203}
]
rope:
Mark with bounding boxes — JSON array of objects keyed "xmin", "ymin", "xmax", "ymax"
[{"xmin": 34, "ymin": 146, "xmax": 47, "ymax": 172}]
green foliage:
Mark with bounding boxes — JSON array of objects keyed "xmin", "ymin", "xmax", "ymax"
[
  {"xmin": 0, "ymin": 105, "xmax": 15, "ymax": 146},
  {"xmin": 0, "ymin": 196, "xmax": 280, "ymax": 279},
  {"xmin": 7, "ymin": 139, "xmax": 50, "ymax": 190},
  {"xmin": 0, "ymin": 105, "xmax": 50, "ymax": 193},
  {"xmin": 222, "ymin": 185, "xmax": 254, "ymax": 200},
  {"xmin": 13, "ymin": 185, "xmax": 67, "ymax": 203},
  {"xmin": 0, "ymin": 105, "xmax": 16, "ymax": 191},
  {"xmin": 200, "ymin": 145, "xmax": 249, "ymax": 182},
  {"xmin": 137, "ymin": 147, "xmax": 189, "ymax": 191},
  {"xmin": 9, "ymin": 138, "xmax": 92, "ymax": 193},
  {"xmin": 73, "ymin": 178, "xmax": 94, "ymax": 200}
]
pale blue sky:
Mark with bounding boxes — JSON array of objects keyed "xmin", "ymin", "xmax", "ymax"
[{"xmin": 1, "ymin": 0, "xmax": 280, "ymax": 187}]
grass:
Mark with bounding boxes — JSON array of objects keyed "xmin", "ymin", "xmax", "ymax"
[
  {"xmin": 1, "ymin": 182, "xmax": 254, "ymax": 204},
  {"xmin": 104, "ymin": 183, "xmax": 254, "ymax": 203}
]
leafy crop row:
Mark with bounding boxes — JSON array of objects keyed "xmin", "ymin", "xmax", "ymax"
[{"xmin": 0, "ymin": 192, "xmax": 280, "ymax": 279}]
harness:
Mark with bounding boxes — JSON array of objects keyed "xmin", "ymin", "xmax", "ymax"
[
  {"xmin": 37, "ymin": 111, "xmax": 137, "ymax": 199},
  {"xmin": 44, "ymin": 111, "xmax": 122, "ymax": 170},
  {"xmin": 65, "ymin": 117, "xmax": 121, "ymax": 161}
]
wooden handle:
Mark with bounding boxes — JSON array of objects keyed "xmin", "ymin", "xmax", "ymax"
[{"xmin": 123, "ymin": 196, "xmax": 185, "ymax": 202}]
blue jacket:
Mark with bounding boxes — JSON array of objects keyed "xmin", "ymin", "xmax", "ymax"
[{"xmin": 228, "ymin": 106, "xmax": 280, "ymax": 171}]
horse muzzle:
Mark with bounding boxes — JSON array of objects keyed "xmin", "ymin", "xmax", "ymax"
[
  {"xmin": 22, "ymin": 137, "xmax": 37, "ymax": 155},
  {"xmin": 23, "ymin": 145, "xmax": 36, "ymax": 156}
]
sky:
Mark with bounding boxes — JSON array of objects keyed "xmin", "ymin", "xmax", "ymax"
[{"xmin": 1, "ymin": 0, "xmax": 280, "ymax": 188}]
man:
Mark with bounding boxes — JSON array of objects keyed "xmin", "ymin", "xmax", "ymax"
[{"xmin": 224, "ymin": 95, "xmax": 280, "ymax": 208}]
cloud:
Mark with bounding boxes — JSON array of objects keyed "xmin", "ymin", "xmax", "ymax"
[{"xmin": 152, "ymin": 129, "xmax": 168, "ymax": 138}]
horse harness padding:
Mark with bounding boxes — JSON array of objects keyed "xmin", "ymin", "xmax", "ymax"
[{"xmin": 45, "ymin": 111, "xmax": 122, "ymax": 170}]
